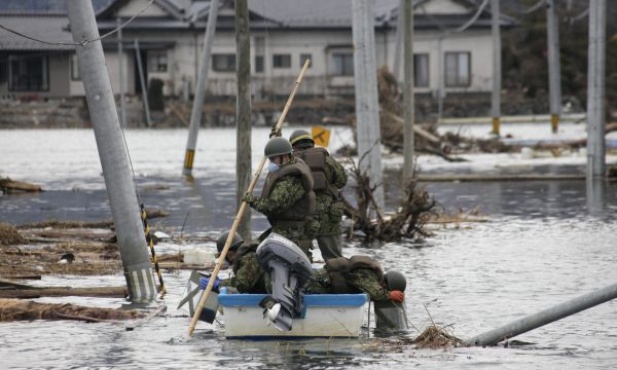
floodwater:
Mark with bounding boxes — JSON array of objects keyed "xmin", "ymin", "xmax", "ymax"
[{"xmin": 1, "ymin": 128, "xmax": 616, "ymax": 370}]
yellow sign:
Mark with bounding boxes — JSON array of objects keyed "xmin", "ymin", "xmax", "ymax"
[{"xmin": 311, "ymin": 125, "xmax": 331, "ymax": 147}]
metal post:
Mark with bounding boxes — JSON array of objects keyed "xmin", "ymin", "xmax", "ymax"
[
  {"xmin": 352, "ymin": 0, "xmax": 384, "ymax": 211},
  {"xmin": 402, "ymin": 0, "xmax": 414, "ymax": 181},
  {"xmin": 134, "ymin": 39, "xmax": 151, "ymax": 128},
  {"xmin": 587, "ymin": 0, "xmax": 606, "ymax": 179},
  {"xmin": 547, "ymin": 0, "xmax": 562, "ymax": 133},
  {"xmin": 183, "ymin": 0, "xmax": 220, "ymax": 177},
  {"xmin": 466, "ymin": 282, "xmax": 617, "ymax": 346},
  {"xmin": 67, "ymin": 1, "xmax": 157, "ymax": 302},
  {"xmin": 235, "ymin": 0, "xmax": 252, "ymax": 242},
  {"xmin": 490, "ymin": 0, "xmax": 501, "ymax": 136},
  {"xmin": 117, "ymin": 18, "xmax": 126, "ymax": 128}
]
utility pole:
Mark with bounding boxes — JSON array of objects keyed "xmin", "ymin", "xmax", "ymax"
[
  {"xmin": 466, "ymin": 282, "xmax": 617, "ymax": 346},
  {"xmin": 235, "ymin": 0, "xmax": 252, "ymax": 242},
  {"xmin": 402, "ymin": 0, "xmax": 414, "ymax": 181},
  {"xmin": 392, "ymin": 0, "xmax": 404, "ymax": 81},
  {"xmin": 490, "ymin": 0, "xmax": 501, "ymax": 136},
  {"xmin": 352, "ymin": 0, "xmax": 384, "ymax": 211},
  {"xmin": 547, "ymin": 0, "xmax": 562, "ymax": 133},
  {"xmin": 587, "ymin": 0, "xmax": 606, "ymax": 179},
  {"xmin": 117, "ymin": 18, "xmax": 126, "ymax": 128},
  {"xmin": 183, "ymin": 0, "xmax": 220, "ymax": 177},
  {"xmin": 134, "ymin": 39, "xmax": 152, "ymax": 128},
  {"xmin": 67, "ymin": 1, "xmax": 157, "ymax": 302}
]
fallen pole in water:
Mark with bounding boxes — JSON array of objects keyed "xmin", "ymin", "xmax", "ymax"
[{"xmin": 466, "ymin": 282, "xmax": 617, "ymax": 346}]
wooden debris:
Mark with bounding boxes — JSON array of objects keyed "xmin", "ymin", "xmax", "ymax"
[
  {"xmin": 0, "ymin": 298, "xmax": 144, "ymax": 323},
  {"xmin": 0, "ymin": 177, "xmax": 42, "ymax": 193},
  {"xmin": 0, "ymin": 286, "xmax": 128, "ymax": 299}
]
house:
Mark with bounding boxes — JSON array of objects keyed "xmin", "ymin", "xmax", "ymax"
[{"xmin": 0, "ymin": 0, "xmax": 514, "ymax": 101}]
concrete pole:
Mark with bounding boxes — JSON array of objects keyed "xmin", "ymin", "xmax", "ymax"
[
  {"xmin": 352, "ymin": 0, "xmax": 384, "ymax": 211},
  {"xmin": 183, "ymin": 0, "xmax": 220, "ymax": 176},
  {"xmin": 67, "ymin": 1, "xmax": 157, "ymax": 302},
  {"xmin": 587, "ymin": 0, "xmax": 606, "ymax": 179},
  {"xmin": 402, "ymin": 0, "xmax": 414, "ymax": 181},
  {"xmin": 436, "ymin": 37, "xmax": 445, "ymax": 122},
  {"xmin": 235, "ymin": 0, "xmax": 252, "ymax": 242},
  {"xmin": 134, "ymin": 39, "xmax": 152, "ymax": 128},
  {"xmin": 466, "ymin": 282, "xmax": 617, "ymax": 346},
  {"xmin": 117, "ymin": 18, "xmax": 126, "ymax": 128},
  {"xmin": 392, "ymin": 0, "xmax": 404, "ymax": 81},
  {"xmin": 547, "ymin": 0, "xmax": 562, "ymax": 133},
  {"xmin": 490, "ymin": 0, "xmax": 501, "ymax": 136}
]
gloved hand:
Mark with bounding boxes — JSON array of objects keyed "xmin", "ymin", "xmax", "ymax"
[
  {"xmin": 388, "ymin": 290, "xmax": 405, "ymax": 303},
  {"xmin": 269, "ymin": 128, "xmax": 281, "ymax": 138},
  {"xmin": 199, "ymin": 276, "xmax": 221, "ymax": 293},
  {"xmin": 243, "ymin": 192, "xmax": 255, "ymax": 204}
]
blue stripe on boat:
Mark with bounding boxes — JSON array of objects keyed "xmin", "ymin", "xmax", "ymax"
[{"xmin": 218, "ymin": 288, "xmax": 368, "ymax": 307}]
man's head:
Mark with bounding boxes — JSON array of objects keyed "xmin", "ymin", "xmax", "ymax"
[
  {"xmin": 216, "ymin": 231, "xmax": 244, "ymax": 261},
  {"xmin": 289, "ymin": 129, "xmax": 315, "ymax": 150},
  {"xmin": 264, "ymin": 137, "xmax": 293, "ymax": 166}
]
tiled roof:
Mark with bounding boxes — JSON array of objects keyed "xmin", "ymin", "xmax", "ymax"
[{"xmin": 0, "ymin": 14, "xmax": 74, "ymax": 51}]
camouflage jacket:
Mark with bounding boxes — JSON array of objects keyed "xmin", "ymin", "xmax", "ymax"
[{"xmin": 221, "ymin": 244, "xmax": 268, "ymax": 294}]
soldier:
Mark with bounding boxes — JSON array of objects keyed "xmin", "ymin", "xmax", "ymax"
[
  {"xmin": 289, "ymin": 129, "xmax": 348, "ymax": 260},
  {"xmin": 244, "ymin": 137, "xmax": 318, "ymax": 261},
  {"xmin": 200, "ymin": 231, "xmax": 268, "ymax": 294},
  {"xmin": 306, "ymin": 255, "xmax": 405, "ymax": 303}
]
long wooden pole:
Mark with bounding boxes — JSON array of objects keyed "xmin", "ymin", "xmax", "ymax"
[{"xmin": 187, "ymin": 60, "xmax": 311, "ymax": 336}]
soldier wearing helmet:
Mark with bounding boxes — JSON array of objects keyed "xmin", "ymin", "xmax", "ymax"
[
  {"xmin": 305, "ymin": 255, "xmax": 405, "ymax": 303},
  {"xmin": 201, "ymin": 231, "xmax": 269, "ymax": 294},
  {"xmin": 289, "ymin": 129, "xmax": 348, "ymax": 260},
  {"xmin": 243, "ymin": 137, "xmax": 318, "ymax": 261}
]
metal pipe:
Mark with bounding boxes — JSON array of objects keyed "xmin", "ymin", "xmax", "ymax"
[{"xmin": 547, "ymin": 0, "xmax": 562, "ymax": 133}]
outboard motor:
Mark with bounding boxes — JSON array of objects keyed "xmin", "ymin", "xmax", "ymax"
[
  {"xmin": 374, "ymin": 270, "xmax": 409, "ymax": 332},
  {"xmin": 255, "ymin": 232, "xmax": 314, "ymax": 332}
]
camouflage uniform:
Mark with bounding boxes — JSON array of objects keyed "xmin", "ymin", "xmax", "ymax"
[
  {"xmin": 221, "ymin": 243, "xmax": 269, "ymax": 293},
  {"xmin": 293, "ymin": 147, "xmax": 347, "ymax": 260},
  {"xmin": 305, "ymin": 256, "xmax": 390, "ymax": 301},
  {"xmin": 248, "ymin": 157, "xmax": 317, "ymax": 261}
]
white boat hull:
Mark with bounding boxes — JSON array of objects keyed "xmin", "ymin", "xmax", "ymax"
[{"xmin": 218, "ymin": 289, "xmax": 369, "ymax": 339}]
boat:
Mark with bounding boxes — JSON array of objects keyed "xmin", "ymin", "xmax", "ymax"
[
  {"xmin": 218, "ymin": 288, "xmax": 369, "ymax": 339},
  {"xmin": 178, "ymin": 270, "xmax": 370, "ymax": 339}
]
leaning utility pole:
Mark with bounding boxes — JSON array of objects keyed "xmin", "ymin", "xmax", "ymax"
[
  {"xmin": 392, "ymin": 0, "xmax": 404, "ymax": 81},
  {"xmin": 490, "ymin": 0, "xmax": 501, "ymax": 136},
  {"xmin": 183, "ymin": 0, "xmax": 220, "ymax": 177},
  {"xmin": 587, "ymin": 0, "xmax": 606, "ymax": 179},
  {"xmin": 235, "ymin": 0, "xmax": 252, "ymax": 242},
  {"xmin": 547, "ymin": 0, "xmax": 562, "ymax": 134},
  {"xmin": 352, "ymin": 0, "xmax": 384, "ymax": 211},
  {"xmin": 466, "ymin": 282, "xmax": 617, "ymax": 346},
  {"xmin": 67, "ymin": 1, "xmax": 157, "ymax": 302},
  {"xmin": 402, "ymin": 0, "xmax": 414, "ymax": 181}
]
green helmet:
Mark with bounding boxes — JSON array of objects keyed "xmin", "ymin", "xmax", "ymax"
[
  {"xmin": 289, "ymin": 129, "xmax": 314, "ymax": 147},
  {"xmin": 216, "ymin": 231, "xmax": 244, "ymax": 254},
  {"xmin": 264, "ymin": 137, "xmax": 293, "ymax": 157}
]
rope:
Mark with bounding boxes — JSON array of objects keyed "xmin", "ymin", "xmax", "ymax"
[{"xmin": 141, "ymin": 203, "xmax": 166, "ymax": 298}]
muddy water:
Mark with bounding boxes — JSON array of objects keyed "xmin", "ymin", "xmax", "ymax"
[{"xmin": 1, "ymin": 129, "xmax": 616, "ymax": 369}]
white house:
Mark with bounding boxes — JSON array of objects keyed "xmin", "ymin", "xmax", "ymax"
[{"xmin": 0, "ymin": 0, "xmax": 513, "ymax": 100}]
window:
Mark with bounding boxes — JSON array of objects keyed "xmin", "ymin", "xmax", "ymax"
[
  {"xmin": 300, "ymin": 53, "xmax": 312, "ymax": 68},
  {"xmin": 272, "ymin": 54, "xmax": 291, "ymax": 69},
  {"xmin": 414, "ymin": 53, "xmax": 429, "ymax": 87},
  {"xmin": 331, "ymin": 52, "xmax": 354, "ymax": 76},
  {"xmin": 70, "ymin": 53, "xmax": 81, "ymax": 81},
  {"xmin": 212, "ymin": 54, "xmax": 236, "ymax": 72},
  {"xmin": 255, "ymin": 55, "xmax": 264, "ymax": 73},
  {"xmin": 445, "ymin": 52, "xmax": 470, "ymax": 87},
  {"xmin": 147, "ymin": 50, "xmax": 168, "ymax": 72},
  {"xmin": 9, "ymin": 54, "xmax": 49, "ymax": 91}
]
